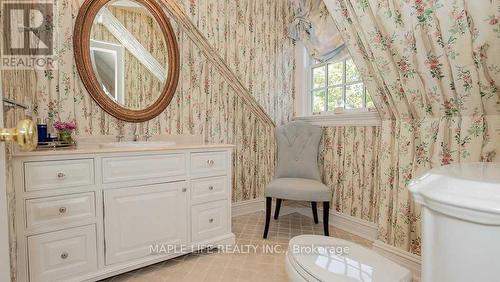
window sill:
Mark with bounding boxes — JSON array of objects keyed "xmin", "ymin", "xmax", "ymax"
[{"xmin": 294, "ymin": 110, "xmax": 381, "ymax": 127}]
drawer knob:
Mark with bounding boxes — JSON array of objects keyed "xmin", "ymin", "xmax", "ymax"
[
  {"xmin": 58, "ymin": 207, "xmax": 67, "ymax": 214},
  {"xmin": 208, "ymin": 186, "xmax": 214, "ymax": 191},
  {"xmin": 207, "ymin": 159, "xmax": 215, "ymax": 166},
  {"xmin": 209, "ymin": 218, "xmax": 214, "ymax": 223},
  {"xmin": 182, "ymin": 188, "xmax": 187, "ymax": 192},
  {"xmin": 57, "ymin": 172, "xmax": 66, "ymax": 179},
  {"xmin": 60, "ymin": 252, "xmax": 69, "ymax": 259}
]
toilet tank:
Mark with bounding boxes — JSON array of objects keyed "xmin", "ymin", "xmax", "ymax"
[{"xmin": 409, "ymin": 162, "xmax": 500, "ymax": 282}]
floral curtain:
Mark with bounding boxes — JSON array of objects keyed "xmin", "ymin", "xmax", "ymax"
[{"xmin": 325, "ymin": 0, "xmax": 500, "ymax": 255}]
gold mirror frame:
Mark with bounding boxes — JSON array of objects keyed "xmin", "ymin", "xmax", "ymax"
[{"xmin": 74, "ymin": 0, "xmax": 179, "ymax": 122}]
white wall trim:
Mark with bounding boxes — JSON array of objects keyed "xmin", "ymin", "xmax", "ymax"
[
  {"xmin": 231, "ymin": 201, "xmax": 421, "ymax": 281},
  {"xmin": 284, "ymin": 205, "xmax": 378, "ymax": 241},
  {"xmin": 373, "ymin": 240, "xmax": 422, "ymax": 282},
  {"xmin": 231, "ymin": 202, "xmax": 378, "ymax": 241},
  {"xmin": 329, "ymin": 210, "xmax": 378, "ymax": 240},
  {"xmin": 295, "ymin": 111, "xmax": 381, "ymax": 127},
  {"xmin": 90, "ymin": 39, "xmax": 126, "ymax": 104},
  {"xmin": 294, "ymin": 42, "xmax": 310, "ymax": 117},
  {"xmin": 0, "ymin": 79, "xmax": 11, "ymax": 282},
  {"xmin": 231, "ymin": 199, "xmax": 304, "ymax": 217},
  {"xmin": 231, "ymin": 198, "xmax": 265, "ymax": 217}
]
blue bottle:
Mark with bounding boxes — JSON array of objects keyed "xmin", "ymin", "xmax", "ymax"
[{"xmin": 37, "ymin": 118, "xmax": 48, "ymax": 143}]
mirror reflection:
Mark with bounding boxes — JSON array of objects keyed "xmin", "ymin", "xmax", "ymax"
[{"xmin": 90, "ymin": 0, "xmax": 168, "ymax": 110}]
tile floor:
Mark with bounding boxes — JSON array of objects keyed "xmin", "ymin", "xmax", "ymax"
[{"xmin": 101, "ymin": 211, "xmax": 373, "ymax": 282}]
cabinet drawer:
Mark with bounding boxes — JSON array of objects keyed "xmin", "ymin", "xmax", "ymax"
[
  {"xmin": 191, "ymin": 200, "xmax": 229, "ymax": 242},
  {"xmin": 191, "ymin": 176, "xmax": 228, "ymax": 204},
  {"xmin": 28, "ymin": 225, "xmax": 98, "ymax": 282},
  {"xmin": 25, "ymin": 159, "xmax": 94, "ymax": 192},
  {"xmin": 102, "ymin": 154, "xmax": 186, "ymax": 184},
  {"xmin": 190, "ymin": 151, "xmax": 228, "ymax": 178},
  {"xmin": 26, "ymin": 192, "xmax": 95, "ymax": 229}
]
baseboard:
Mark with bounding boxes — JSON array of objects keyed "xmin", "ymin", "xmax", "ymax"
[
  {"xmin": 231, "ymin": 200, "xmax": 421, "ymax": 281},
  {"xmin": 329, "ymin": 211, "xmax": 378, "ymax": 241},
  {"xmin": 279, "ymin": 205, "xmax": 302, "ymax": 216},
  {"xmin": 231, "ymin": 198, "xmax": 298, "ymax": 217},
  {"xmin": 373, "ymin": 240, "xmax": 422, "ymax": 282},
  {"xmin": 288, "ymin": 206, "xmax": 378, "ymax": 241},
  {"xmin": 231, "ymin": 198, "xmax": 265, "ymax": 216}
]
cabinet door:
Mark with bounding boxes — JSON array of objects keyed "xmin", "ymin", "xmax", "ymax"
[{"xmin": 104, "ymin": 182, "xmax": 188, "ymax": 265}]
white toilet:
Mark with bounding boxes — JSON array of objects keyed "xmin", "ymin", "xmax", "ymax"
[
  {"xmin": 409, "ymin": 162, "xmax": 500, "ymax": 282},
  {"xmin": 285, "ymin": 235, "xmax": 412, "ymax": 282}
]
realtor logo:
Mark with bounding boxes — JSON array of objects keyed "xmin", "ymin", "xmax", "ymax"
[{"xmin": 1, "ymin": 1, "xmax": 55, "ymax": 69}]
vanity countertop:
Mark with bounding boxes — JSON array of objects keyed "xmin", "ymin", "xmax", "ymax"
[
  {"xmin": 12, "ymin": 135, "xmax": 234, "ymax": 157},
  {"xmin": 12, "ymin": 143, "xmax": 234, "ymax": 157}
]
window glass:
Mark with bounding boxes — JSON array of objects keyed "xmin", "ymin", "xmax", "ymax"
[
  {"xmin": 312, "ymin": 89, "xmax": 326, "ymax": 112},
  {"xmin": 312, "ymin": 66, "xmax": 326, "ymax": 89},
  {"xmin": 328, "ymin": 87, "xmax": 343, "ymax": 109},
  {"xmin": 310, "ymin": 57, "xmax": 373, "ymax": 112},
  {"xmin": 328, "ymin": 62, "xmax": 343, "ymax": 85}
]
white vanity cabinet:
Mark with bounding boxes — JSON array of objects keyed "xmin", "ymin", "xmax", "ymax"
[
  {"xmin": 13, "ymin": 146, "xmax": 234, "ymax": 282},
  {"xmin": 103, "ymin": 182, "xmax": 188, "ymax": 265}
]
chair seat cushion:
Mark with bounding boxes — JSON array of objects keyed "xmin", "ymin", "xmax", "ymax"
[{"xmin": 265, "ymin": 178, "xmax": 331, "ymax": 201}]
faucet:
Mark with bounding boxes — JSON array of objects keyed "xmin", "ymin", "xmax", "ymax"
[
  {"xmin": 116, "ymin": 124, "xmax": 125, "ymax": 142},
  {"xmin": 133, "ymin": 124, "xmax": 140, "ymax": 142}
]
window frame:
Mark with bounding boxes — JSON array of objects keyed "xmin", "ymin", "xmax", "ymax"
[
  {"xmin": 294, "ymin": 43, "xmax": 380, "ymax": 126},
  {"xmin": 308, "ymin": 55, "xmax": 371, "ymax": 114}
]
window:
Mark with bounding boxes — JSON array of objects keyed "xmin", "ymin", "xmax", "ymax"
[{"xmin": 310, "ymin": 58, "xmax": 374, "ymax": 114}]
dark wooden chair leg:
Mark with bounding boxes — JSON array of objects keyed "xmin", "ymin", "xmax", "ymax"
[
  {"xmin": 274, "ymin": 199, "xmax": 282, "ymax": 219},
  {"xmin": 311, "ymin": 202, "xmax": 319, "ymax": 223},
  {"xmin": 323, "ymin": 201, "xmax": 330, "ymax": 236},
  {"xmin": 263, "ymin": 197, "xmax": 272, "ymax": 238}
]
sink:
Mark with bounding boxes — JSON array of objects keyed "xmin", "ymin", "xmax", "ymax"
[{"xmin": 99, "ymin": 141, "xmax": 176, "ymax": 149}]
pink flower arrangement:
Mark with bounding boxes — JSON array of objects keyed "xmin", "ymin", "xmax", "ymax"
[{"xmin": 53, "ymin": 120, "xmax": 77, "ymax": 132}]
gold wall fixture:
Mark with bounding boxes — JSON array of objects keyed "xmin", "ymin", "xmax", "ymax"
[{"xmin": 0, "ymin": 119, "xmax": 37, "ymax": 151}]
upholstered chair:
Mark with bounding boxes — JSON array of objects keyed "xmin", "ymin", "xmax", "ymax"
[{"xmin": 263, "ymin": 121, "xmax": 331, "ymax": 238}]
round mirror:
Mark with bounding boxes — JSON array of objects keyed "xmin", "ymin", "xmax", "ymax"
[{"xmin": 74, "ymin": 0, "xmax": 179, "ymax": 122}]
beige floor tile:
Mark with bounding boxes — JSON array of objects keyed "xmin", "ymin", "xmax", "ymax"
[
  {"xmin": 100, "ymin": 211, "xmax": 374, "ymax": 282},
  {"xmin": 236, "ymin": 269, "xmax": 259, "ymax": 281}
]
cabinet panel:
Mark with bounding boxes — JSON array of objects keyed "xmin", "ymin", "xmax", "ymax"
[
  {"xmin": 27, "ymin": 225, "xmax": 98, "ymax": 282},
  {"xmin": 104, "ymin": 182, "xmax": 188, "ymax": 265},
  {"xmin": 102, "ymin": 154, "xmax": 186, "ymax": 184}
]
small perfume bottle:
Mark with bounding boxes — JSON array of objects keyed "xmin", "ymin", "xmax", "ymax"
[{"xmin": 36, "ymin": 118, "xmax": 48, "ymax": 143}]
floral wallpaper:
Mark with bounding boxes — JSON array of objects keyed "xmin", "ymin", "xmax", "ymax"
[
  {"xmin": 319, "ymin": 126, "xmax": 380, "ymax": 223},
  {"xmin": 2, "ymin": 0, "xmax": 295, "ymax": 199},
  {"xmin": 2, "ymin": 0, "xmax": 295, "ymax": 279},
  {"xmin": 326, "ymin": 0, "xmax": 500, "ymax": 256}
]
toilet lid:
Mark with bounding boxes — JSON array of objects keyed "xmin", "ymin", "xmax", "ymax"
[
  {"xmin": 287, "ymin": 235, "xmax": 411, "ymax": 282},
  {"xmin": 409, "ymin": 162, "xmax": 500, "ymax": 225}
]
